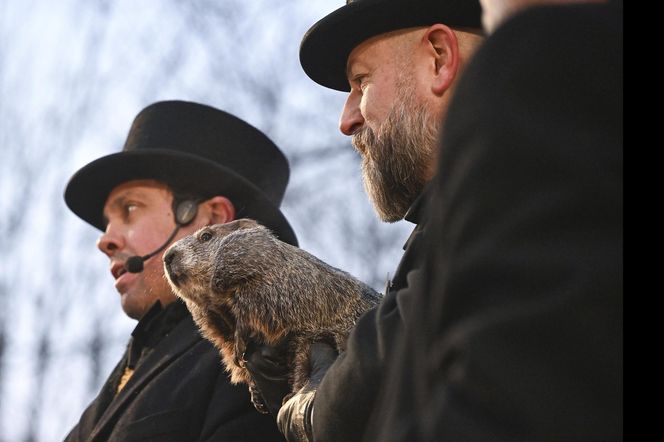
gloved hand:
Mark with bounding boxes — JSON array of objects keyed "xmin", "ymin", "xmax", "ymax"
[
  {"xmin": 243, "ymin": 338, "xmax": 292, "ymax": 418},
  {"xmin": 277, "ymin": 342, "xmax": 338, "ymax": 442},
  {"xmin": 244, "ymin": 339, "xmax": 338, "ymax": 441}
]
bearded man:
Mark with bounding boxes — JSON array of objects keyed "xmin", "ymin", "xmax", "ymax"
[
  {"xmin": 243, "ymin": 1, "xmax": 485, "ymax": 441},
  {"xmin": 368, "ymin": 0, "xmax": 623, "ymax": 440}
]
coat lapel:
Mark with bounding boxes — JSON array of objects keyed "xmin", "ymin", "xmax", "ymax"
[
  {"xmin": 88, "ymin": 316, "xmax": 201, "ymax": 441},
  {"xmin": 66, "ymin": 354, "xmax": 128, "ymax": 440}
]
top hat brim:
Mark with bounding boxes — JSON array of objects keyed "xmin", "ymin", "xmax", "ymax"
[
  {"xmin": 64, "ymin": 149, "xmax": 298, "ymax": 246},
  {"xmin": 299, "ymin": 0, "xmax": 483, "ymax": 92}
]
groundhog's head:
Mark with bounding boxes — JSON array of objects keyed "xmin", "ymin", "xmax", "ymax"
[{"xmin": 163, "ymin": 218, "xmax": 261, "ymax": 306}]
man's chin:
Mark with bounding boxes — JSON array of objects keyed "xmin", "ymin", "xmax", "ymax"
[
  {"xmin": 367, "ymin": 188, "xmax": 412, "ymax": 223},
  {"xmin": 363, "ymin": 169, "xmax": 418, "ymax": 223},
  {"xmin": 121, "ymin": 294, "xmax": 149, "ymax": 320},
  {"xmin": 376, "ymin": 209, "xmax": 406, "ymax": 223}
]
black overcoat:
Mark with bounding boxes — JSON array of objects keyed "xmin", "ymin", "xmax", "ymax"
[
  {"xmin": 370, "ymin": 3, "xmax": 623, "ymax": 441},
  {"xmin": 64, "ymin": 313, "xmax": 285, "ymax": 441}
]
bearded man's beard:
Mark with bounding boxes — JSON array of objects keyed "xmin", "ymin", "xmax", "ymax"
[{"xmin": 352, "ymin": 87, "xmax": 440, "ymax": 222}]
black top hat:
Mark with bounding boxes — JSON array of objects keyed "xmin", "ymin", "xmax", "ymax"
[
  {"xmin": 64, "ymin": 100, "xmax": 298, "ymax": 246},
  {"xmin": 300, "ymin": 0, "xmax": 483, "ymax": 92}
]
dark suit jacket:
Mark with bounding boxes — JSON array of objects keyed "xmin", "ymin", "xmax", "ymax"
[
  {"xmin": 369, "ymin": 3, "xmax": 622, "ymax": 441},
  {"xmin": 64, "ymin": 314, "xmax": 284, "ymax": 441}
]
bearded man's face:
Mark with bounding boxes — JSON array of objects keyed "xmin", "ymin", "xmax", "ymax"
[{"xmin": 352, "ymin": 82, "xmax": 440, "ymax": 222}]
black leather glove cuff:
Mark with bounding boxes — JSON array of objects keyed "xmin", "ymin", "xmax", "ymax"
[{"xmin": 278, "ymin": 389, "xmax": 316, "ymax": 442}]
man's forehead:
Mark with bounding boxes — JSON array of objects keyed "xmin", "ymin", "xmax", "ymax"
[
  {"xmin": 346, "ymin": 54, "xmax": 371, "ymax": 79},
  {"xmin": 105, "ymin": 180, "xmax": 171, "ymax": 208},
  {"xmin": 346, "ymin": 27, "xmax": 424, "ymax": 79},
  {"xmin": 345, "ymin": 28, "xmax": 418, "ymax": 78},
  {"xmin": 345, "ymin": 34, "xmax": 386, "ymax": 78}
]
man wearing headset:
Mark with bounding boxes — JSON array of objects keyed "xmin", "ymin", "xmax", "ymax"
[{"xmin": 63, "ymin": 100, "xmax": 294, "ymax": 441}]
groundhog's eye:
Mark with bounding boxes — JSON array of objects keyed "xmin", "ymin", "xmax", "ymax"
[{"xmin": 200, "ymin": 231, "xmax": 213, "ymax": 242}]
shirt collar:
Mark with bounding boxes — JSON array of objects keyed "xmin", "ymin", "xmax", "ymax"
[{"xmin": 127, "ymin": 299, "xmax": 189, "ymax": 368}]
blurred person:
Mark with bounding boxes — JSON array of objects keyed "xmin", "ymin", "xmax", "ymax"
[
  {"xmin": 63, "ymin": 100, "xmax": 295, "ymax": 441},
  {"xmin": 242, "ymin": 1, "xmax": 485, "ymax": 441},
  {"xmin": 368, "ymin": 0, "xmax": 623, "ymax": 440}
]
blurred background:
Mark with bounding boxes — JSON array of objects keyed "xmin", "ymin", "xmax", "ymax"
[{"xmin": 0, "ymin": 1, "xmax": 412, "ymax": 440}]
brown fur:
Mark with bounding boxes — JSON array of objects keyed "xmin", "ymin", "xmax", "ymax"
[{"xmin": 163, "ymin": 218, "xmax": 381, "ymax": 402}]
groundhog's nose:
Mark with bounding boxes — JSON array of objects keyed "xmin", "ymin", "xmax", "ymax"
[
  {"xmin": 163, "ymin": 249, "xmax": 181, "ymax": 285},
  {"xmin": 164, "ymin": 248, "xmax": 176, "ymax": 267}
]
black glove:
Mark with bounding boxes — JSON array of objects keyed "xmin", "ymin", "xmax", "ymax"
[
  {"xmin": 277, "ymin": 342, "xmax": 338, "ymax": 442},
  {"xmin": 243, "ymin": 339, "xmax": 292, "ymax": 418}
]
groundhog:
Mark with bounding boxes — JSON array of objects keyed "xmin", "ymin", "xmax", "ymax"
[{"xmin": 163, "ymin": 218, "xmax": 381, "ymax": 412}]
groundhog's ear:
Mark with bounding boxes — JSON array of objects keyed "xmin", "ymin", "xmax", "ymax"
[
  {"xmin": 235, "ymin": 218, "xmax": 260, "ymax": 230},
  {"xmin": 217, "ymin": 218, "xmax": 257, "ymax": 235}
]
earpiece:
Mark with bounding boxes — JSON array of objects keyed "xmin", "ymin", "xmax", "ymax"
[{"xmin": 175, "ymin": 200, "xmax": 198, "ymax": 226}]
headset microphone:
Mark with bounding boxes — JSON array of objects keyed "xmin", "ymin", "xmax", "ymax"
[{"xmin": 124, "ymin": 200, "xmax": 198, "ymax": 273}]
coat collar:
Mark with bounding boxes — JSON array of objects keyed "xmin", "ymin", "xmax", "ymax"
[
  {"xmin": 127, "ymin": 300, "xmax": 189, "ymax": 369},
  {"xmin": 404, "ymin": 183, "xmax": 433, "ymax": 225},
  {"xmin": 88, "ymin": 314, "xmax": 201, "ymax": 441}
]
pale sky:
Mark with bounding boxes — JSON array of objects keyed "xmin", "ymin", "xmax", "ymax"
[{"xmin": 1, "ymin": 1, "xmax": 411, "ymax": 440}]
